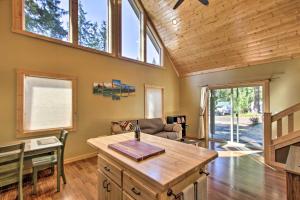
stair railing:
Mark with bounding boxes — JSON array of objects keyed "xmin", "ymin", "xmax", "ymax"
[{"xmin": 264, "ymin": 103, "xmax": 300, "ymax": 168}]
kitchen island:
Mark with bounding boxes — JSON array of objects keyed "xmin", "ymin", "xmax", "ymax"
[{"xmin": 87, "ymin": 132, "xmax": 218, "ymax": 200}]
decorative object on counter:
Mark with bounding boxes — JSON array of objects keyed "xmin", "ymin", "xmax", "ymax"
[
  {"xmin": 167, "ymin": 115, "xmax": 187, "ymax": 137},
  {"xmin": 134, "ymin": 122, "xmax": 141, "ymax": 141},
  {"xmin": 93, "ymin": 79, "xmax": 135, "ymax": 100},
  {"xmin": 108, "ymin": 140, "xmax": 165, "ymax": 161}
]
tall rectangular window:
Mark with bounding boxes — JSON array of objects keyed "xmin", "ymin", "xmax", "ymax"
[
  {"xmin": 145, "ymin": 85, "xmax": 164, "ymax": 119},
  {"xmin": 14, "ymin": 0, "xmax": 165, "ymax": 67},
  {"xmin": 78, "ymin": 0, "xmax": 110, "ymax": 52},
  {"xmin": 17, "ymin": 70, "xmax": 77, "ymax": 136},
  {"xmin": 121, "ymin": 0, "xmax": 141, "ymax": 61},
  {"xmin": 146, "ymin": 27, "xmax": 161, "ymax": 66},
  {"xmin": 24, "ymin": 0, "xmax": 70, "ymax": 42}
]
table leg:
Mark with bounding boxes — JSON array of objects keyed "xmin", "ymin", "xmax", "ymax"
[{"xmin": 57, "ymin": 147, "xmax": 61, "ymax": 192}]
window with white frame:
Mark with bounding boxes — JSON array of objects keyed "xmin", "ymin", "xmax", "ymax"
[
  {"xmin": 145, "ymin": 85, "xmax": 164, "ymax": 119},
  {"xmin": 146, "ymin": 26, "xmax": 162, "ymax": 66},
  {"xmin": 17, "ymin": 70, "xmax": 77, "ymax": 136},
  {"xmin": 121, "ymin": 0, "xmax": 142, "ymax": 61}
]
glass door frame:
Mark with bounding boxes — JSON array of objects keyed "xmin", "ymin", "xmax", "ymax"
[{"xmin": 204, "ymin": 80, "xmax": 270, "ymax": 153}]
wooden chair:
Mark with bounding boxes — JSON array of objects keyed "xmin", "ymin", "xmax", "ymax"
[
  {"xmin": 32, "ymin": 130, "xmax": 68, "ymax": 194},
  {"xmin": 0, "ymin": 142, "xmax": 25, "ymax": 200}
]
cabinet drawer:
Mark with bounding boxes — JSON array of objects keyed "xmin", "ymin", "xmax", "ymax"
[
  {"xmin": 98, "ymin": 155, "xmax": 122, "ymax": 187},
  {"xmin": 123, "ymin": 172, "xmax": 158, "ymax": 200},
  {"xmin": 98, "ymin": 170, "xmax": 122, "ymax": 200},
  {"xmin": 123, "ymin": 191, "xmax": 135, "ymax": 200},
  {"xmin": 106, "ymin": 176, "xmax": 122, "ymax": 200},
  {"xmin": 98, "ymin": 170, "xmax": 107, "ymax": 200}
]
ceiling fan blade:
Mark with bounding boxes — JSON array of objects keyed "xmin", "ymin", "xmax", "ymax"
[
  {"xmin": 173, "ymin": 0, "xmax": 184, "ymax": 10},
  {"xmin": 199, "ymin": 0, "xmax": 209, "ymax": 6}
]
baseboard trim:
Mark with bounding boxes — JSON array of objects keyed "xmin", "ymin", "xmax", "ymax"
[{"xmin": 64, "ymin": 152, "xmax": 98, "ymax": 164}]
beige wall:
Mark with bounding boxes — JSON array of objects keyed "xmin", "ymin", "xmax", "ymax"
[
  {"xmin": 180, "ymin": 58, "xmax": 300, "ymax": 138},
  {"xmin": 0, "ymin": 0, "xmax": 180, "ymax": 159}
]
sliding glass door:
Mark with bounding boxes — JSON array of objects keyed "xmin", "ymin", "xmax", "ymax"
[{"xmin": 208, "ymin": 86, "xmax": 264, "ymax": 150}]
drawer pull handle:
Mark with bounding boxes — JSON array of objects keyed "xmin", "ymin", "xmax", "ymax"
[
  {"xmin": 200, "ymin": 170, "xmax": 210, "ymax": 176},
  {"xmin": 103, "ymin": 180, "xmax": 108, "ymax": 189},
  {"xmin": 106, "ymin": 183, "xmax": 111, "ymax": 192},
  {"xmin": 104, "ymin": 166, "xmax": 111, "ymax": 172},
  {"xmin": 131, "ymin": 187, "xmax": 141, "ymax": 195}
]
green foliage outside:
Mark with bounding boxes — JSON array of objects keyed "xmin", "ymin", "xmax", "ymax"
[
  {"xmin": 213, "ymin": 87, "xmax": 263, "ymax": 114},
  {"xmin": 25, "ymin": 0, "xmax": 69, "ymax": 40},
  {"xmin": 78, "ymin": 2, "xmax": 107, "ymax": 51},
  {"xmin": 25, "ymin": 0, "xmax": 107, "ymax": 51}
]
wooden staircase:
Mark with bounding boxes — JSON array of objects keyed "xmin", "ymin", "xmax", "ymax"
[{"xmin": 264, "ymin": 103, "xmax": 300, "ymax": 170}]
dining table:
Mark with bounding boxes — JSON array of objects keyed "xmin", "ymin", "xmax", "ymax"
[{"xmin": 22, "ymin": 136, "xmax": 63, "ymax": 192}]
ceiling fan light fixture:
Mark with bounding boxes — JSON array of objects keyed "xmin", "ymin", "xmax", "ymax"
[
  {"xmin": 173, "ymin": 0, "xmax": 184, "ymax": 10},
  {"xmin": 172, "ymin": 19, "xmax": 178, "ymax": 25},
  {"xmin": 173, "ymin": 0, "xmax": 209, "ymax": 10}
]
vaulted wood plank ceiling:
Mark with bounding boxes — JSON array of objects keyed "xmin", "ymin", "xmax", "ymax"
[{"xmin": 141, "ymin": 0, "xmax": 300, "ymax": 76}]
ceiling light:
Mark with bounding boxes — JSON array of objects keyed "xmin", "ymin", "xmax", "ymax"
[{"xmin": 172, "ymin": 19, "xmax": 177, "ymax": 25}]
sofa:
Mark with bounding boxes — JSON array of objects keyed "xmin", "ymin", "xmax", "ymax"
[{"xmin": 111, "ymin": 118, "xmax": 182, "ymax": 140}]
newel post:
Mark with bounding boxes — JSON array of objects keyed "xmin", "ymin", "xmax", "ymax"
[{"xmin": 264, "ymin": 112, "xmax": 272, "ymax": 164}]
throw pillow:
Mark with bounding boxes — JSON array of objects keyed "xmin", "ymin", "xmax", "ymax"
[
  {"xmin": 164, "ymin": 124, "xmax": 174, "ymax": 132},
  {"xmin": 112, "ymin": 124, "xmax": 123, "ymax": 134}
]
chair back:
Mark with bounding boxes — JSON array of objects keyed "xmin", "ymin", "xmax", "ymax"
[
  {"xmin": 59, "ymin": 130, "xmax": 69, "ymax": 162},
  {"xmin": 0, "ymin": 142, "xmax": 25, "ymax": 187}
]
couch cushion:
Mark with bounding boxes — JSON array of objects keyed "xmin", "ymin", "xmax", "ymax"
[
  {"xmin": 111, "ymin": 123, "xmax": 123, "ymax": 134},
  {"xmin": 164, "ymin": 124, "xmax": 174, "ymax": 132},
  {"xmin": 155, "ymin": 132, "xmax": 179, "ymax": 140},
  {"xmin": 138, "ymin": 118, "xmax": 164, "ymax": 135},
  {"xmin": 111, "ymin": 120, "xmax": 137, "ymax": 134}
]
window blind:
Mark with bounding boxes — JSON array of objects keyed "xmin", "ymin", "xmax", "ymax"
[
  {"xmin": 145, "ymin": 87, "xmax": 163, "ymax": 119},
  {"xmin": 24, "ymin": 76, "xmax": 73, "ymax": 131}
]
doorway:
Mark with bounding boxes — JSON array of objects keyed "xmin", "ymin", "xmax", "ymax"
[{"xmin": 208, "ymin": 83, "xmax": 266, "ymax": 151}]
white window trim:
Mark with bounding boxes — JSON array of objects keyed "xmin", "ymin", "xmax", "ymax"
[
  {"xmin": 144, "ymin": 84, "xmax": 164, "ymax": 119},
  {"xmin": 146, "ymin": 25, "xmax": 163, "ymax": 66},
  {"xmin": 119, "ymin": 0, "xmax": 144, "ymax": 61}
]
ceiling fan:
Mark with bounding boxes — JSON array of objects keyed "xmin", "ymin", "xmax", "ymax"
[{"xmin": 173, "ymin": 0, "xmax": 209, "ymax": 10}]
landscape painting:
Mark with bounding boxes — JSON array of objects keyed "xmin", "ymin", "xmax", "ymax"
[
  {"xmin": 93, "ymin": 82, "xmax": 104, "ymax": 95},
  {"xmin": 121, "ymin": 84, "xmax": 129, "ymax": 97},
  {"xmin": 128, "ymin": 86, "xmax": 136, "ymax": 96},
  {"xmin": 103, "ymin": 82, "xmax": 113, "ymax": 96},
  {"xmin": 112, "ymin": 79, "xmax": 121, "ymax": 100},
  {"xmin": 93, "ymin": 80, "xmax": 135, "ymax": 100}
]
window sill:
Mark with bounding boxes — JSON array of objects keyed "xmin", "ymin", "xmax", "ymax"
[
  {"xmin": 16, "ymin": 127, "xmax": 76, "ymax": 139},
  {"xmin": 12, "ymin": 29, "xmax": 166, "ymax": 70},
  {"xmin": 119, "ymin": 55, "xmax": 165, "ymax": 69}
]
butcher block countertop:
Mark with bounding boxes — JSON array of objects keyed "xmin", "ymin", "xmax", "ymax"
[{"xmin": 87, "ymin": 132, "xmax": 218, "ymax": 189}]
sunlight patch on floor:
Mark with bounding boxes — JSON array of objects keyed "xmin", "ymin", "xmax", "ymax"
[{"xmin": 217, "ymin": 150, "xmax": 262, "ymax": 157}]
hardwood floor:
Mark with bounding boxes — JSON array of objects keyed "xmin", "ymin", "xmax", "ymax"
[
  {"xmin": 208, "ymin": 146, "xmax": 286, "ymax": 199},
  {"xmin": 0, "ymin": 159, "xmax": 98, "ymax": 200},
  {"xmin": 0, "ymin": 143, "xmax": 286, "ymax": 200}
]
